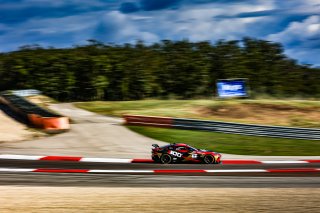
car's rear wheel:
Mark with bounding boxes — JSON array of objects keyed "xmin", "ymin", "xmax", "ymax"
[
  {"xmin": 203, "ymin": 155, "xmax": 215, "ymax": 164},
  {"xmin": 160, "ymin": 154, "xmax": 172, "ymax": 164}
]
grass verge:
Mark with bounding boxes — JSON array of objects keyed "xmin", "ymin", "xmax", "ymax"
[
  {"xmin": 76, "ymin": 100, "xmax": 320, "ymax": 155},
  {"xmin": 75, "ymin": 99, "xmax": 320, "ymax": 127},
  {"xmin": 127, "ymin": 126, "xmax": 320, "ymax": 156}
]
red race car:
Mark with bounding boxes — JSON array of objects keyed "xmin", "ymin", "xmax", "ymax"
[{"xmin": 152, "ymin": 143, "xmax": 221, "ymax": 164}]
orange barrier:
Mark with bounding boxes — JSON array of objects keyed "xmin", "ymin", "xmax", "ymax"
[
  {"xmin": 43, "ymin": 117, "xmax": 70, "ymax": 130},
  {"xmin": 1, "ymin": 94, "xmax": 70, "ymax": 131},
  {"xmin": 28, "ymin": 114, "xmax": 44, "ymax": 128},
  {"xmin": 28, "ymin": 114, "xmax": 70, "ymax": 130},
  {"xmin": 123, "ymin": 115, "xmax": 173, "ymax": 128}
]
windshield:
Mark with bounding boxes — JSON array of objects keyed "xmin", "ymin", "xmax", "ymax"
[
  {"xmin": 160, "ymin": 144, "xmax": 171, "ymax": 149},
  {"xmin": 187, "ymin": 145, "xmax": 198, "ymax": 151}
]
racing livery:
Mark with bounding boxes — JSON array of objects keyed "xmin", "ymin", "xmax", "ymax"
[{"xmin": 152, "ymin": 143, "xmax": 221, "ymax": 164}]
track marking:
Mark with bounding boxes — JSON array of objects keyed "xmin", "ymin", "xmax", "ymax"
[
  {"xmin": 89, "ymin": 170, "xmax": 153, "ymax": 173},
  {"xmin": 266, "ymin": 168, "xmax": 319, "ymax": 173},
  {"xmin": 0, "ymin": 168, "xmax": 319, "ymax": 174},
  {"xmin": 154, "ymin": 170, "xmax": 206, "ymax": 173},
  {"xmin": 34, "ymin": 168, "xmax": 89, "ymax": 173},
  {"xmin": 0, "ymin": 154, "xmax": 45, "ymax": 160},
  {"xmin": 222, "ymin": 160, "xmax": 261, "ymax": 164},
  {"xmin": 0, "ymin": 168, "xmax": 35, "ymax": 172},
  {"xmin": 40, "ymin": 156, "xmax": 82, "ymax": 161},
  {"xmin": 206, "ymin": 169, "xmax": 266, "ymax": 173},
  {"xmin": 1, "ymin": 154, "xmax": 320, "ymax": 164},
  {"xmin": 81, "ymin": 158, "xmax": 132, "ymax": 163},
  {"xmin": 261, "ymin": 161, "xmax": 307, "ymax": 164}
]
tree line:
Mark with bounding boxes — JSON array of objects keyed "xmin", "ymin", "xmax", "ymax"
[{"xmin": 0, "ymin": 38, "xmax": 319, "ymax": 101}]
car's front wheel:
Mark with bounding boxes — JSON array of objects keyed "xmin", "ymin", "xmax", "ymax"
[
  {"xmin": 160, "ymin": 154, "xmax": 173, "ymax": 164},
  {"xmin": 203, "ymin": 155, "xmax": 215, "ymax": 164}
]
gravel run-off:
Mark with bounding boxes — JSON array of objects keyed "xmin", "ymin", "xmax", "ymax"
[{"xmin": 0, "ymin": 186, "xmax": 319, "ymax": 213}]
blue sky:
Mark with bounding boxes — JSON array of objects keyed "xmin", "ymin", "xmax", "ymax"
[{"xmin": 0, "ymin": 0, "xmax": 319, "ymax": 66}]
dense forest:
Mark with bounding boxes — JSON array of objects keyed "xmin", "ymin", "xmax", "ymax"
[{"xmin": 0, "ymin": 38, "xmax": 319, "ymax": 101}]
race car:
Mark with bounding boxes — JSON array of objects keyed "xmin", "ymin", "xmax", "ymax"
[{"xmin": 152, "ymin": 143, "xmax": 221, "ymax": 164}]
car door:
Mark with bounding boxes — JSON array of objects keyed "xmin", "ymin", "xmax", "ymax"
[{"xmin": 174, "ymin": 146, "xmax": 189, "ymax": 159}]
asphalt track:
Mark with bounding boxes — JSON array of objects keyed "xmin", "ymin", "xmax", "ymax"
[
  {"xmin": 0, "ymin": 159, "xmax": 319, "ymax": 187},
  {"xmin": 1, "ymin": 103, "xmax": 319, "ymax": 188},
  {"xmin": 1, "ymin": 159, "xmax": 320, "ymax": 171}
]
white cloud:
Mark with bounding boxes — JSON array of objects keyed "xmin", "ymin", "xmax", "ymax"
[
  {"xmin": 308, "ymin": 23, "xmax": 320, "ymax": 33},
  {"xmin": 302, "ymin": 0, "xmax": 320, "ymax": 5},
  {"xmin": 267, "ymin": 16, "xmax": 320, "ymax": 66},
  {"xmin": 286, "ymin": 48, "xmax": 320, "ymax": 66},
  {"xmin": 27, "ymin": 14, "xmax": 98, "ymax": 34},
  {"xmin": 97, "ymin": 11, "xmax": 159, "ymax": 43},
  {"xmin": 268, "ymin": 16, "xmax": 320, "ymax": 44},
  {"xmin": 131, "ymin": 1, "xmax": 275, "ymax": 41},
  {"xmin": 0, "ymin": 0, "xmax": 105, "ymax": 10},
  {"xmin": 0, "ymin": 0, "xmax": 318, "ymax": 66},
  {"xmin": 0, "ymin": 12, "xmax": 103, "ymax": 50}
]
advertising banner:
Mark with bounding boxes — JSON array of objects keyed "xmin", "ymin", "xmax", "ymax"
[
  {"xmin": 217, "ymin": 79, "xmax": 248, "ymax": 98},
  {"xmin": 12, "ymin": 89, "xmax": 42, "ymax": 97}
]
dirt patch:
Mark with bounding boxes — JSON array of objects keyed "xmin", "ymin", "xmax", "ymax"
[
  {"xmin": 197, "ymin": 103, "xmax": 320, "ymax": 127},
  {"xmin": 0, "ymin": 111, "xmax": 41, "ymax": 142},
  {"xmin": 26, "ymin": 95, "xmax": 56, "ymax": 108},
  {"xmin": 0, "ymin": 103, "xmax": 166, "ymax": 158},
  {"xmin": 0, "ymin": 186, "xmax": 319, "ymax": 212},
  {"xmin": 0, "ymin": 95, "xmax": 49, "ymax": 142}
]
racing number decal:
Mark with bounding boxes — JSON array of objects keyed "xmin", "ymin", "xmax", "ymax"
[
  {"xmin": 192, "ymin": 154, "xmax": 198, "ymax": 158},
  {"xmin": 169, "ymin": 151, "xmax": 183, "ymax": 158}
]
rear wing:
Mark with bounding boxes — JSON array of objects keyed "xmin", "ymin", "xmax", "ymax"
[{"xmin": 152, "ymin": 144, "xmax": 159, "ymax": 148}]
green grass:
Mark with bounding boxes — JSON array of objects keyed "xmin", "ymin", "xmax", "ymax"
[
  {"xmin": 75, "ymin": 100, "xmax": 211, "ymax": 117},
  {"xmin": 76, "ymin": 99, "xmax": 320, "ymax": 155},
  {"xmin": 127, "ymin": 126, "xmax": 320, "ymax": 156},
  {"xmin": 75, "ymin": 99, "xmax": 320, "ymax": 116},
  {"xmin": 75, "ymin": 99, "xmax": 320, "ymax": 127}
]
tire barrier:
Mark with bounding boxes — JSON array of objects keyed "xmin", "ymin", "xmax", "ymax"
[
  {"xmin": 124, "ymin": 115, "xmax": 320, "ymax": 140},
  {"xmin": 0, "ymin": 92, "xmax": 70, "ymax": 131},
  {"xmin": 124, "ymin": 115, "xmax": 173, "ymax": 128}
]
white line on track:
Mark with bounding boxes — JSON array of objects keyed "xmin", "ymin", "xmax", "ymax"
[
  {"xmin": 0, "ymin": 154, "xmax": 45, "ymax": 160},
  {"xmin": 89, "ymin": 170, "xmax": 154, "ymax": 173},
  {"xmin": 81, "ymin": 158, "xmax": 132, "ymax": 163},
  {"xmin": 0, "ymin": 168, "xmax": 35, "ymax": 172},
  {"xmin": 205, "ymin": 169, "xmax": 267, "ymax": 173},
  {"xmin": 260, "ymin": 161, "xmax": 307, "ymax": 164}
]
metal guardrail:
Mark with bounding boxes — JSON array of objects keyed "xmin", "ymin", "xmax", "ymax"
[
  {"xmin": 173, "ymin": 118, "xmax": 320, "ymax": 140},
  {"xmin": 124, "ymin": 115, "xmax": 320, "ymax": 140}
]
